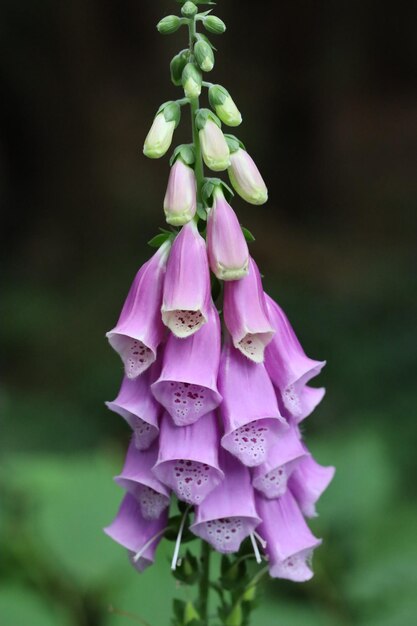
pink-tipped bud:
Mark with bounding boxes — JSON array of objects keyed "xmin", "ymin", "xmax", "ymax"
[
  {"xmin": 163, "ymin": 158, "xmax": 197, "ymax": 226},
  {"xmin": 207, "ymin": 188, "xmax": 249, "ymax": 281},
  {"xmin": 199, "ymin": 119, "xmax": 230, "ymax": 172},
  {"xmin": 228, "ymin": 148, "xmax": 268, "ymax": 205}
]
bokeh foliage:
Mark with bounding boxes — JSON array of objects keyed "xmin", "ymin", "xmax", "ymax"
[{"xmin": 1, "ymin": 0, "xmax": 416, "ymax": 624}]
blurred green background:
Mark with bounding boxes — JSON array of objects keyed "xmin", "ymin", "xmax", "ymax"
[{"xmin": 1, "ymin": 1, "xmax": 416, "ymax": 625}]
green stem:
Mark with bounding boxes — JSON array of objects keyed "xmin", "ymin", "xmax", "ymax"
[
  {"xmin": 199, "ymin": 540, "xmax": 211, "ymax": 624},
  {"xmin": 188, "ymin": 16, "xmax": 205, "ymax": 209}
]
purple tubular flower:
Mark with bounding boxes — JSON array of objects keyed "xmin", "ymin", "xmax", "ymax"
[
  {"xmin": 163, "ymin": 158, "xmax": 197, "ymax": 226},
  {"xmin": 106, "ymin": 366, "xmax": 161, "ymax": 450},
  {"xmin": 264, "ymin": 294, "xmax": 326, "ymax": 421},
  {"xmin": 206, "ymin": 188, "xmax": 249, "ymax": 281},
  {"xmin": 252, "ymin": 426, "xmax": 307, "ymax": 498},
  {"xmin": 289, "ymin": 454, "xmax": 335, "ymax": 518},
  {"xmin": 218, "ymin": 339, "xmax": 287, "ymax": 467},
  {"xmin": 223, "ymin": 258, "xmax": 274, "ymax": 363},
  {"xmin": 256, "ymin": 491, "xmax": 321, "ymax": 582},
  {"xmin": 152, "ymin": 303, "xmax": 222, "ymax": 426},
  {"xmin": 161, "ymin": 220, "xmax": 211, "ymax": 338},
  {"xmin": 104, "ymin": 493, "xmax": 168, "ymax": 573},
  {"xmin": 153, "ymin": 411, "xmax": 224, "ymax": 505},
  {"xmin": 114, "ymin": 440, "xmax": 170, "ymax": 520},
  {"xmin": 106, "ymin": 241, "xmax": 170, "ymax": 378},
  {"xmin": 190, "ymin": 452, "xmax": 260, "ymax": 553}
]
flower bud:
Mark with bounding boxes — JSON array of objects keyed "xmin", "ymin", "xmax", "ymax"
[
  {"xmin": 196, "ymin": 110, "xmax": 230, "ymax": 171},
  {"xmin": 209, "ymin": 85, "xmax": 242, "ymax": 127},
  {"xmin": 194, "ymin": 40, "xmax": 215, "ymax": 72},
  {"xmin": 163, "ymin": 157, "xmax": 197, "ymax": 226},
  {"xmin": 182, "ymin": 62, "xmax": 202, "ymax": 99},
  {"xmin": 170, "ymin": 49, "xmax": 189, "ymax": 87},
  {"xmin": 203, "ymin": 15, "xmax": 226, "ymax": 35},
  {"xmin": 207, "ymin": 188, "xmax": 249, "ymax": 280},
  {"xmin": 181, "ymin": 1, "xmax": 198, "ymax": 17},
  {"xmin": 228, "ymin": 147, "xmax": 268, "ymax": 204},
  {"xmin": 143, "ymin": 102, "xmax": 180, "ymax": 159},
  {"xmin": 157, "ymin": 15, "xmax": 181, "ymax": 35}
]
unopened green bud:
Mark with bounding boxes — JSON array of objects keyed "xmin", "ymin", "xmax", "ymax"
[
  {"xmin": 170, "ymin": 49, "xmax": 189, "ymax": 86},
  {"xmin": 194, "ymin": 40, "xmax": 214, "ymax": 72},
  {"xmin": 181, "ymin": 1, "xmax": 198, "ymax": 17},
  {"xmin": 143, "ymin": 102, "xmax": 180, "ymax": 159},
  {"xmin": 182, "ymin": 63, "xmax": 202, "ymax": 99},
  {"xmin": 209, "ymin": 85, "xmax": 242, "ymax": 127},
  {"xmin": 203, "ymin": 15, "xmax": 226, "ymax": 35},
  {"xmin": 157, "ymin": 15, "xmax": 181, "ymax": 35}
]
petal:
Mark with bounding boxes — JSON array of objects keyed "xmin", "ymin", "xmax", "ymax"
[
  {"xmin": 152, "ymin": 304, "xmax": 222, "ymax": 425},
  {"xmin": 106, "ymin": 242, "xmax": 170, "ymax": 378},
  {"xmin": 162, "ymin": 221, "xmax": 211, "ymax": 338},
  {"xmin": 223, "ymin": 258, "xmax": 274, "ymax": 363}
]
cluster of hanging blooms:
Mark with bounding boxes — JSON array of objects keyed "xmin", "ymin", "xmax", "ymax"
[{"xmin": 105, "ymin": 2, "xmax": 334, "ymax": 623}]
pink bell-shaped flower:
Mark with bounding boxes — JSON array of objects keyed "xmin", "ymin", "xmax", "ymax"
[
  {"xmin": 289, "ymin": 453, "xmax": 335, "ymax": 517},
  {"xmin": 252, "ymin": 425, "xmax": 307, "ymax": 498},
  {"xmin": 152, "ymin": 303, "xmax": 222, "ymax": 426},
  {"xmin": 256, "ymin": 491, "xmax": 321, "ymax": 582},
  {"xmin": 190, "ymin": 451, "xmax": 260, "ymax": 553},
  {"xmin": 264, "ymin": 294, "xmax": 325, "ymax": 422},
  {"xmin": 104, "ymin": 493, "xmax": 168, "ymax": 573},
  {"xmin": 114, "ymin": 439, "xmax": 170, "ymax": 520},
  {"xmin": 162, "ymin": 220, "xmax": 211, "ymax": 338},
  {"xmin": 207, "ymin": 187, "xmax": 249, "ymax": 281},
  {"xmin": 218, "ymin": 338, "xmax": 287, "ymax": 467},
  {"xmin": 223, "ymin": 258, "xmax": 274, "ymax": 363},
  {"xmin": 106, "ymin": 241, "xmax": 170, "ymax": 378},
  {"xmin": 153, "ymin": 412, "xmax": 224, "ymax": 505},
  {"xmin": 106, "ymin": 363, "xmax": 161, "ymax": 450}
]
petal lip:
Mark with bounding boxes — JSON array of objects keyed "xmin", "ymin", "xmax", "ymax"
[
  {"xmin": 106, "ymin": 369, "xmax": 161, "ymax": 450},
  {"xmin": 190, "ymin": 451, "xmax": 261, "ymax": 553}
]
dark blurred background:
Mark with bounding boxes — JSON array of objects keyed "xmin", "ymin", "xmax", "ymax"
[{"xmin": 1, "ymin": 1, "xmax": 416, "ymax": 625}]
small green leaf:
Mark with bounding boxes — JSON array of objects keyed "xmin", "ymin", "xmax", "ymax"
[
  {"xmin": 241, "ymin": 226, "xmax": 255, "ymax": 242},
  {"xmin": 148, "ymin": 233, "xmax": 172, "ymax": 248},
  {"xmin": 197, "ymin": 204, "xmax": 207, "ymax": 221}
]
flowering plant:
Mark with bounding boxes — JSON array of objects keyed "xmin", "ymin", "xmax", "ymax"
[{"xmin": 105, "ymin": 2, "xmax": 334, "ymax": 624}]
